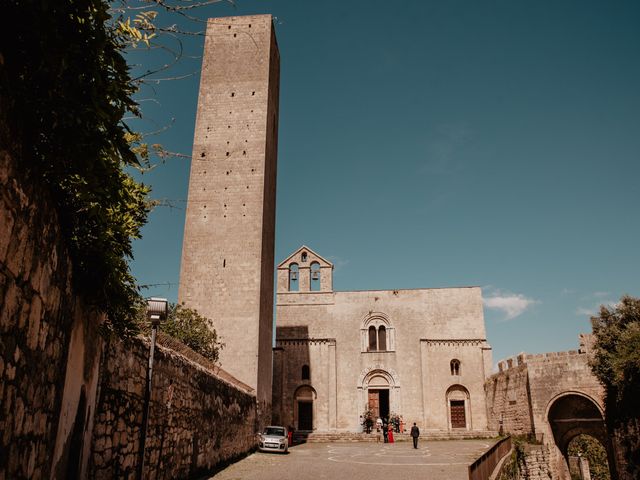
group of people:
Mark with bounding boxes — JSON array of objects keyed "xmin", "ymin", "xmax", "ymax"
[
  {"xmin": 359, "ymin": 415, "xmax": 421, "ymax": 448},
  {"xmin": 376, "ymin": 417, "xmax": 396, "ymax": 443}
]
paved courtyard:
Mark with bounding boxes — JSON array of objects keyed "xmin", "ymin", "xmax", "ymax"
[{"xmin": 208, "ymin": 439, "xmax": 494, "ymax": 480}]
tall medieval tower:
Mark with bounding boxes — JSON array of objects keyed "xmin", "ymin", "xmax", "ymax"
[{"xmin": 178, "ymin": 15, "xmax": 279, "ymax": 409}]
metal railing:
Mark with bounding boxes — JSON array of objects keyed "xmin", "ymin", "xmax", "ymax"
[{"xmin": 468, "ymin": 436, "xmax": 512, "ymax": 480}]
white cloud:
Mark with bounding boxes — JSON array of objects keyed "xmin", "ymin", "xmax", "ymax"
[{"xmin": 483, "ymin": 290, "xmax": 537, "ymax": 321}]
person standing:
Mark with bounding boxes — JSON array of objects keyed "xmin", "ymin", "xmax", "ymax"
[
  {"xmin": 382, "ymin": 417, "xmax": 389, "ymax": 443},
  {"xmin": 410, "ymin": 422, "xmax": 420, "ymax": 449},
  {"xmin": 388, "ymin": 423, "xmax": 394, "ymax": 443}
]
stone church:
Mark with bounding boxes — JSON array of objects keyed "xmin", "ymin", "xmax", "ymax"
[
  {"xmin": 178, "ymin": 14, "xmax": 494, "ymax": 435},
  {"xmin": 272, "ymin": 246, "xmax": 493, "ymax": 434}
]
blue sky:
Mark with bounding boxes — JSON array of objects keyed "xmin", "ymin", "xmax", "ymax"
[{"xmin": 128, "ymin": 0, "xmax": 640, "ymax": 364}]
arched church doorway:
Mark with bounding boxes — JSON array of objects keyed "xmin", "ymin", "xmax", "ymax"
[
  {"xmin": 367, "ymin": 374, "xmax": 390, "ymax": 420},
  {"xmin": 446, "ymin": 385, "xmax": 470, "ymax": 430},
  {"xmin": 547, "ymin": 393, "xmax": 616, "ymax": 479},
  {"xmin": 294, "ymin": 385, "xmax": 316, "ymax": 431}
]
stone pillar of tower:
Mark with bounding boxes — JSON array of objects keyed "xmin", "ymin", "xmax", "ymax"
[{"xmin": 178, "ymin": 14, "xmax": 279, "ymax": 414}]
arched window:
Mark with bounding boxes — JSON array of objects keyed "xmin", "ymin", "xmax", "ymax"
[
  {"xmin": 301, "ymin": 364, "xmax": 310, "ymax": 380},
  {"xmin": 368, "ymin": 326, "xmax": 377, "ymax": 351},
  {"xmin": 378, "ymin": 325, "xmax": 387, "ymax": 351},
  {"xmin": 289, "ymin": 263, "xmax": 299, "ymax": 292},
  {"xmin": 450, "ymin": 359, "xmax": 461, "ymax": 376},
  {"xmin": 301, "ymin": 252, "xmax": 308, "ymax": 262},
  {"xmin": 310, "ymin": 262, "xmax": 321, "ymax": 291},
  {"xmin": 361, "ymin": 312, "xmax": 396, "ymax": 353}
]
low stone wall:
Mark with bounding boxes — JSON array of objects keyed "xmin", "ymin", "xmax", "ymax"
[
  {"xmin": 518, "ymin": 444, "xmax": 552, "ymax": 480},
  {"xmin": 89, "ymin": 336, "xmax": 257, "ymax": 480}
]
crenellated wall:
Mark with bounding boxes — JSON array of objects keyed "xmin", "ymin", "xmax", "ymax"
[
  {"xmin": 485, "ymin": 354, "xmax": 534, "ymax": 436},
  {"xmin": 485, "ymin": 339, "xmax": 610, "ymax": 480}
]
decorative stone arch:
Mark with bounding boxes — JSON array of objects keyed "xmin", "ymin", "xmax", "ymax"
[
  {"xmin": 293, "ymin": 385, "xmax": 317, "ymax": 431},
  {"xmin": 446, "ymin": 384, "xmax": 471, "ymax": 430},
  {"xmin": 544, "ymin": 390, "xmax": 616, "ymax": 478},
  {"xmin": 360, "ymin": 368, "xmax": 399, "ymax": 389},
  {"xmin": 360, "ymin": 312, "xmax": 396, "ymax": 352},
  {"xmin": 356, "ymin": 366, "xmax": 402, "ymax": 420}
]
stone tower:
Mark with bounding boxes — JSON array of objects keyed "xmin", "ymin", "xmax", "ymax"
[{"xmin": 178, "ymin": 14, "xmax": 279, "ymax": 409}]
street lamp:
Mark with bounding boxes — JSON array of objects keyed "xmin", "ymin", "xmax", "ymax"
[{"xmin": 137, "ymin": 297, "xmax": 168, "ymax": 480}]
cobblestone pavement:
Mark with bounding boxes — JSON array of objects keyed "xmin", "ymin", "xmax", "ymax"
[{"xmin": 207, "ymin": 439, "xmax": 495, "ymax": 480}]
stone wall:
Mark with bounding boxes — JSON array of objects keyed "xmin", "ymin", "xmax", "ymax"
[
  {"xmin": 89, "ymin": 336, "xmax": 257, "ymax": 480},
  {"xmin": 485, "ymin": 340, "xmax": 615, "ymax": 479},
  {"xmin": 485, "ymin": 355, "xmax": 534, "ymax": 436},
  {"xmin": 518, "ymin": 444, "xmax": 553, "ymax": 480},
  {"xmin": 1, "ymin": 135, "xmax": 103, "ymax": 479}
]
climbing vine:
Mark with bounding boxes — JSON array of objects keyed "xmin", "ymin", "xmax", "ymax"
[{"xmin": 1, "ymin": 0, "xmax": 150, "ymax": 335}]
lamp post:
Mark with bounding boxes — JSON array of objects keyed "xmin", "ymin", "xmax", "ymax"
[{"xmin": 136, "ymin": 297, "xmax": 168, "ymax": 480}]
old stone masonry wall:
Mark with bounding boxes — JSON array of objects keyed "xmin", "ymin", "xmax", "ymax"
[
  {"xmin": 89, "ymin": 337, "xmax": 257, "ymax": 480},
  {"xmin": 1, "ymin": 140, "xmax": 104, "ymax": 479},
  {"xmin": 518, "ymin": 444, "xmax": 553, "ymax": 480}
]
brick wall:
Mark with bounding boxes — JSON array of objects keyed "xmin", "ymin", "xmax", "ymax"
[{"xmin": 89, "ymin": 337, "xmax": 257, "ymax": 480}]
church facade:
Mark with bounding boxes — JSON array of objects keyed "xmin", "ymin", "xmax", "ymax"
[{"xmin": 272, "ymin": 246, "xmax": 494, "ymax": 433}]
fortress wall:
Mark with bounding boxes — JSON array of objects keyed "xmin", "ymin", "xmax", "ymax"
[
  {"xmin": 523, "ymin": 351, "xmax": 604, "ymax": 432},
  {"xmin": 485, "ymin": 360, "xmax": 534, "ymax": 436},
  {"xmin": 89, "ymin": 337, "xmax": 256, "ymax": 480}
]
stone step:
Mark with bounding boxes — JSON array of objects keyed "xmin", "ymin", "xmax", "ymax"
[{"xmin": 292, "ymin": 430, "xmax": 499, "ymax": 444}]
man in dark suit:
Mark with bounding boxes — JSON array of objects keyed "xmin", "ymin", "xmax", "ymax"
[{"xmin": 410, "ymin": 422, "xmax": 420, "ymax": 449}]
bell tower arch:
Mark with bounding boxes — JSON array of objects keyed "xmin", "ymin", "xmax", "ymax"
[{"xmin": 277, "ymin": 246, "xmax": 333, "ymax": 293}]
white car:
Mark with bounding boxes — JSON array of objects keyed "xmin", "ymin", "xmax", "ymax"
[{"xmin": 258, "ymin": 426, "xmax": 289, "ymax": 453}]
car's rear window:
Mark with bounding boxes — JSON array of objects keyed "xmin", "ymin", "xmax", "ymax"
[{"xmin": 265, "ymin": 427, "xmax": 285, "ymax": 436}]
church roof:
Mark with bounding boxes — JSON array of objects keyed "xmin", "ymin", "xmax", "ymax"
[{"xmin": 277, "ymin": 245, "xmax": 333, "ymax": 268}]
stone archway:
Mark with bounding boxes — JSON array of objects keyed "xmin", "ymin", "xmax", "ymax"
[
  {"xmin": 357, "ymin": 367, "xmax": 401, "ymax": 426},
  {"xmin": 546, "ymin": 392, "xmax": 616, "ymax": 479},
  {"xmin": 293, "ymin": 385, "xmax": 317, "ymax": 431},
  {"xmin": 446, "ymin": 384, "xmax": 471, "ymax": 430}
]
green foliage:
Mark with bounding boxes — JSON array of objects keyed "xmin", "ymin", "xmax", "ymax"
[
  {"xmin": 590, "ymin": 296, "xmax": 640, "ymax": 422},
  {"xmin": 496, "ymin": 449, "xmax": 519, "ymax": 480},
  {"xmin": 362, "ymin": 406, "xmax": 374, "ymax": 429},
  {"xmin": 1, "ymin": 0, "xmax": 150, "ymax": 335},
  {"xmin": 567, "ymin": 435, "xmax": 611, "ymax": 480},
  {"xmin": 138, "ymin": 303, "xmax": 224, "ymax": 362}
]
